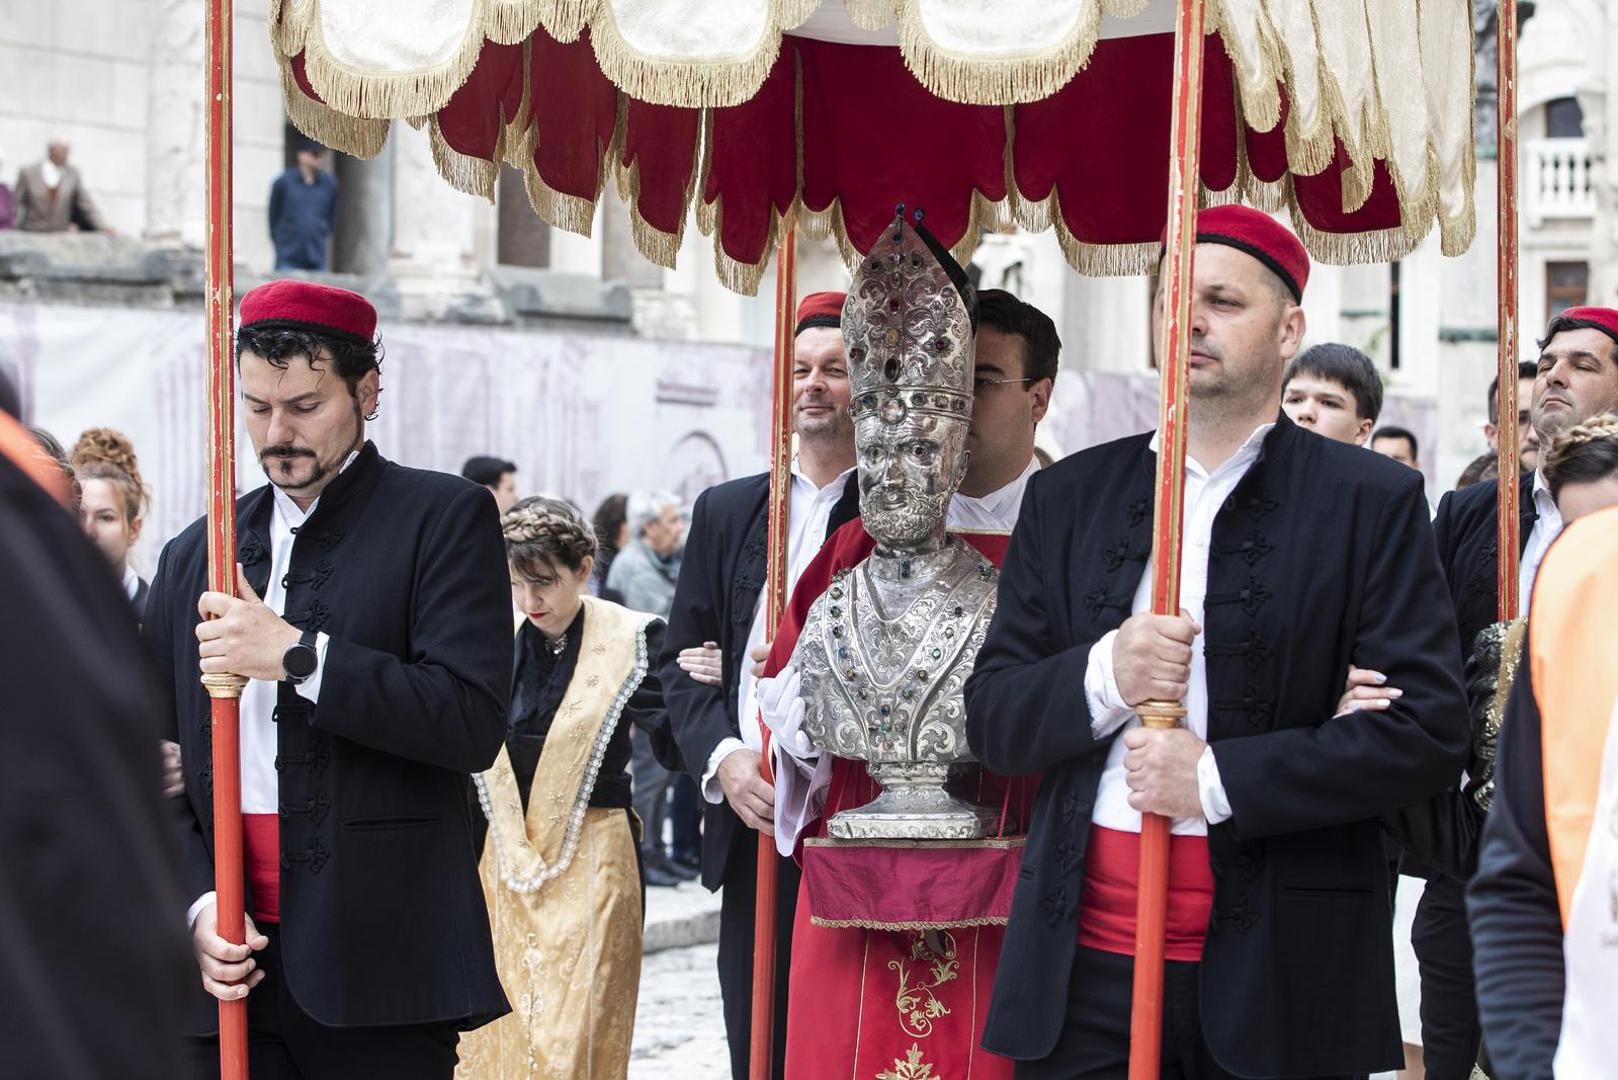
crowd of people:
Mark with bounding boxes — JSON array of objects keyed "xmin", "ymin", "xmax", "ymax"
[{"xmin": 3, "ymin": 203, "xmax": 1616, "ymax": 1080}]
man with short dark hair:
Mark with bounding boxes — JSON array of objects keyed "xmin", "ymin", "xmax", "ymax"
[
  {"xmin": 146, "ymin": 280, "xmax": 511, "ymax": 1078},
  {"xmin": 967, "ymin": 205, "xmax": 1468, "ymax": 1078},
  {"xmin": 1372, "ymin": 425, "xmax": 1421, "ymax": 470},
  {"xmin": 961, "ymin": 288, "xmax": 1058, "ymax": 517},
  {"xmin": 1404, "ymin": 306, "xmax": 1618, "ymax": 1079},
  {"xmin": 1486, "ymin": 359, "xmax": 1541, "ymax": 471},
  {"xmin": 662, "ymin": 291, "xmax": 860, "ymax": 1077},
  {"xmin": 269, "ymin": 141, "xmax": 339, "ymax": 271},
  {"xmin": 1281, "ymin": 342, "xmax": 1382, "ymax": 445},
  {"xmin": 459, "ymin": 455, "xmax": 519, "ymax": 514}
]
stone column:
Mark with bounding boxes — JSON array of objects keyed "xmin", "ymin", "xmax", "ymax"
[
  {"xmin": 333, "ymin": 136, "xmax": 395, "ymax": 276},
  {"xmin": 145, "ymin": 0, "xmax": 206, "ymax": 246},
  {"xmin": 496, "ymin": 165, "xmax": 551, "ymax": 267}
]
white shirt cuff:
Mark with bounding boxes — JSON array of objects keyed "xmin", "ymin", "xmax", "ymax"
[
  {"xmin": 187, "ymin": 891, "xmax": 216, "ymax": 930},
  {"xmin": 293, "ymin": 632, "xmax": 331, "ymax": 702},
  {"xmin": 702, "ymin": 738, "xmax": 747, "ymax": 803},
  {"xmin": 1197, "ymin": 746, "xmax": 1232, "ymax": 824},
  {"xmin": 1083, "ymin": 629, "xmax": 1133, "ymax": 739}
]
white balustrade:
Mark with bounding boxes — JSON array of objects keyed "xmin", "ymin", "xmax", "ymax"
[{"xmin": 1526, "ymin": 138, "xmax": 1594, "ymax": 224}]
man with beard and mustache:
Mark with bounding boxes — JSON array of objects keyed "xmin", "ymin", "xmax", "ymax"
[
  {"xmin": 143, "ymin": 280, "xmax": 512, "ymax": 1079},
  {"xmin": 964, "ymin": 206, "xmax": 1469, "ymax": 1078},
  {"xmin": 660, "ymin": 290, "xmax": 860, "ymax": 1078},
  {"xmin": 1385, "ymin": 306, "xmax": 1618, "ymax": 1080}
]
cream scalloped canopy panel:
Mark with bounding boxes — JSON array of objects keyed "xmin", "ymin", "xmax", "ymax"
[{"xmin": 269, "ymin": 0, "xmax": 1477, "ymax": 291}]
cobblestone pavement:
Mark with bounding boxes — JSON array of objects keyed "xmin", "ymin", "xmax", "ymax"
[{"xmin": 630, "ymin": 942, "xmax": 730, "ymax": 1079}]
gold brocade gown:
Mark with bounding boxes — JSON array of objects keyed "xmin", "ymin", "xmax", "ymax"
[{"xmin": 456, "ymin": 597, "xmax": 661, "ymax": 1080}]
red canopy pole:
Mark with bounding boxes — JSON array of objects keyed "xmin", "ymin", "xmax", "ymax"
[
  {"xmin": 1129, "ymin": 0, "xmax": 1206, "ymax": 1076},
  {"xmin": 1495, "ymin": 2, "xmax": 1522, "ymax": 621},
  {"xmin": 203, "ymin": 0, "xmax": 249, "ymax": 1075},
  {"xmin": 749, "ymin": 227, "xmax": 797, "ymax": 1080}
]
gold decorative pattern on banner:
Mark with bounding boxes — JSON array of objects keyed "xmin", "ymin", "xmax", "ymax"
[
  {"xmin": 890, "ymin": 931, "xmax": 959, "ymax": 1039},
  {"xmin": 876, "ymin": 1044, "xmax": 938, "ymax": 1080}
]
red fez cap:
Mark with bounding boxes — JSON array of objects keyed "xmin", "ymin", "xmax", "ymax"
[
  {"xmin": 795, "ymin": 291, "xmax": 847, "ymax": 337},
  {"xmin": 1551, "ymin": 306, "xmax": 1618, "ymax": 349},
  {"xmin": 1177, "ymin": 205, "xmax": 1310, "ymax": 302},
  {"xmin": 239, "ymin": 280, "xmax": 378, "ymax": 343}
]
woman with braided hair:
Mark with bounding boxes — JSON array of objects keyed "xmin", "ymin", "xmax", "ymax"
[
  {"xmin": 1542, "ymin": 412, "xmax": 1618, "ymax": 522},
  {"xmin": 70, "ymin": 426, "xmax": 150, "ymax": 617},
  {"xmin": 457, "ymin": 495, "xmax": 682, "ymax": 1080}
]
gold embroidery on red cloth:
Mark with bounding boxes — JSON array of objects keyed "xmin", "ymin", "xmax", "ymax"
[
  {"xmin": 876, "ymin": 1044, "xmax": 937, "ymax": 1080},
  {"xmin": 890, "ymin": 931, "xmax": 959, "ymax": 1039}
]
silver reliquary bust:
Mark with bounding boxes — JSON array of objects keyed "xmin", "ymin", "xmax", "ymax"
[{"xmin": 791, "ymin": 209, "xmax": 1000, "ymax": 840}]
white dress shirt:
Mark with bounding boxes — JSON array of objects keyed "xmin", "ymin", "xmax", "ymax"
[
  {"xmin": 949, "ymin": 456, "xmax": 1037, "ymax": 533},
  {"xmin": 123, "ymin": 564, "xmax": 141, "ymax": 601},
  {"xmin": 187, "ymin": 462, "xmax": 346, "ymax": 925},
  {"xmin": 702, "ymin": 460, "xmax": 856, "ymax": 799},
  {"xmin": 40, "ymin": 159, "xmax": 62, "ymax": 189},
  {"xmin": 1083, "ymin": 425, "xmax": 1275, "ymax": 836},
  {"xmin": 1518, "ymin": 469, "xmax": 1563, "ymax": 615}
]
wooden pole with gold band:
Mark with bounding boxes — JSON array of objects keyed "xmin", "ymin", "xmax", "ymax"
[
  {"xmin": 204, "ymin": 0, "xmax": 249, "ymax": 1076},
  {"xmin": 1495, "ymin": 2, "xmax": 1522, "ymax": 621},
  {"xmin": 1129, "ymin": 0, "xmax": 1205, "ymax": 1076},
  {"xmin": 749, "ymin": 226, "xmax": 797, "ymax": 1080}
]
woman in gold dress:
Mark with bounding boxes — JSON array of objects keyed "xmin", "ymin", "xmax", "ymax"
[{"xmin": 458, "ymin": 496, "xmax": 680, "ymax": 1080}]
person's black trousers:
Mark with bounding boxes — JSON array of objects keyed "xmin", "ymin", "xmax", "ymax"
[
  {"xmin": 1412, "ymin": 873, "xmax": 1484, "ymax": 1079},
  {"xmin": 670, "ymin": 773, "xmax": 704, "ymax": 862},
  {"xmin": 1016, "ymin": 945, "xmax": 1354, "ymax": 1080},
  {"xmin": 717, "ymin": 827, "xmax": 800, "ymax": 1080},
  {"xmin": 185, "ymin": 928, "xmax": 461, "ymax": 1080},
  {"xmin": 631, "ymin": 725, "xmax": 675, "ymax": 857}
]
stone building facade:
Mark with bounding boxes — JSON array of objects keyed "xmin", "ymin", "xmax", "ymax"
[{"xmin": 3, "ymin": 0, "xmax": 1613, "ymax": 508}]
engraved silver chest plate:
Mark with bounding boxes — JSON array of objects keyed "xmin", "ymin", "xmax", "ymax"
[{"xmin": 793, "ymin": 540, "xmax": 1001, "ymax": 839}]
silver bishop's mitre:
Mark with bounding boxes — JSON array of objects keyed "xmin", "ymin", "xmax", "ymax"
[{"xmin": 791, "ymin": 209, "xmax": 1000, "ymax": 841}]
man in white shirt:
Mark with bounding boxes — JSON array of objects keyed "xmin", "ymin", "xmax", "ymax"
[
  {"xmin": 964, "ymin": 206, "xmax": 1469, "ymax": 1078},
  {"xmin": 660, "ymin": 290, "xmax": 860, "ymax": 1079},
  {"xmin": 144, "ymin": 281, "xmax": 511, "ymax": 1079},
  {"xmin": 1410, "ymin": 305, "xmax": 1618, "ymax": 1079}
]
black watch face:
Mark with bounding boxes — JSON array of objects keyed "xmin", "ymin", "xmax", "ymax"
[{"xmin": 284, "ymin": 644, "xmax": 317, "ymax": 680}]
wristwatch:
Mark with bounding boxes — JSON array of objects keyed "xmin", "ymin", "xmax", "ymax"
[{"xmin": 282, "ymin": 629, "xmax": 319, "ymax": 684}]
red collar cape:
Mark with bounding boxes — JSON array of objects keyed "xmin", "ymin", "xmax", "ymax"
[
  {"xmin": 239, "ymin": 279, "xmax": 378, "ymax": 343},
  {"xmin": 1552, "ymin": 306, "xmax": 1618, "ymax": 349},
  {"xmin": 794, "ymin": 290, "xmax": 847, "ymax": 337}
]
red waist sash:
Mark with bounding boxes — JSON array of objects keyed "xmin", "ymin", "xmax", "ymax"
[
  {"xmin": 1076, "ymin": 825, "xmax": 1213, "ymax": 963},
  {"xmin": 243, "ymin": 813, "xmax": 280, "ymax": 924}
]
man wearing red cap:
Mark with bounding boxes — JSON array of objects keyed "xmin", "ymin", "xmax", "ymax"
[
  {"xmin": 660, "ymin": 289, "xmax": 860, "ymax": 1078},
  {"xmin": 144, "ymin": 280, "xmax": 512, "ymax": 1078},
  {"xmin": 964, "ymin": 205, "xmax": 1471, "ymax": 1078},
  {"xmin": 1389, "ymin": 304, "xmax": 1618, "ymax": 1079}
]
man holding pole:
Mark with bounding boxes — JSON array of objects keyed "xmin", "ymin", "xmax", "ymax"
[
  {"xmin": 145, "ymin": 280, "xmax": 512, "ymax": 1078},
  {"xmin": 964, "ymin": 206, "xmax": 1470, "ymax": 1078},
  {"xmin": 661, "ymin": 290, "xmax": 860, "ymax": 1079}
]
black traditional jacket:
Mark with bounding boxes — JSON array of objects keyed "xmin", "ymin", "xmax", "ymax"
[
  {"xmin": 144, "ymin": 442, "xmax": 513, "ymax": 1033},
  {"xmin": 1435, "ymin": 473, "xmax": 1537, "ymax": 660},
  {"xmin": 661, "ymin": 470, "xmax": 858, "ymax": 890},
  {"xmin": 964, "ymin": 415, "xmax": 1470, "ymax": 1076}
]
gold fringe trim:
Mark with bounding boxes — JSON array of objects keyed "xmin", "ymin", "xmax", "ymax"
[
  {"xmin": 277, "ymin": 53, "xmax": 391, "ymax": 159},
  {"xmin": 842, "ymin": 0, "xmax": 896, "ymax": 33},
  {"xmin": 809, "ymin": 915, "xmax": 1010, "ymax": 930},
  {"xmin": 586, "ymin": 0, "xmax": 813, "ymax": 109},
  {"xmin": 894, "ymin": 0, "xmax": 1104, "ymax": 106},
  {"xmin": 427, "ymin": 117, "xmax": 501, "ymax": 201}
]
